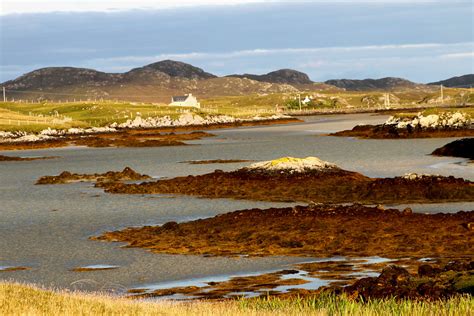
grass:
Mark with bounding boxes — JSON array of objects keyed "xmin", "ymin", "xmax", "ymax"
[
  {"xmin": 0, "ymin": 87, "xmax": 472, "ymax": 132},
  {"xmin": 1, "ymin": 282, "xmax": 473, "ymax": 316}
]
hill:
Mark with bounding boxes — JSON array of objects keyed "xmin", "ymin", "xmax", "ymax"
[
  {"xmin": 324, "ymin": 77, "xmax": 429, "ymax": 91},
  {"xmin": 428, "ymin": 74, "xmax": 474, "ymax": 88},
  {"xmin": 1, "ymin": 61, "xmax": 302, "ymax": 102},
  {"xmin": 228, "ymin": 69, "xmax": 313, "ymax": 85}
]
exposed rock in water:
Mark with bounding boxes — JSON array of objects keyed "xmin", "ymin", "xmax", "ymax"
[
  {"xmin": 100, "ymin": 157, "xmax": 474, "ymax": 204},
  {"xmin": 432, "ymin": 138, "xmax": 474, "ymax": 160},
  {"xmin": 36, "ymin": 167, "xmax": 151, "ymax": 185},
  {"xmin": 336, "ymin": 261, "xmax": 474, "ymax": 300},
  {"xmin": 93, "ymin": 203, "xmax": 474, "ymax": 259},
  {"xmin": 242, "ymin": 157, "xmax": 337, "ymax": 174},
  {"xmin": 331, "ymin": 112, "xmax": 473, "ymax": 139}
]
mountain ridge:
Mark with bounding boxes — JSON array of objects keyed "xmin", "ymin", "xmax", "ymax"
[{"xmin": 428, "ymin": 74, "xmax": 474, "ymax": 88}]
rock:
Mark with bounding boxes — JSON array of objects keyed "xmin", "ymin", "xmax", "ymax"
[
  {"xmin": 376, "ymin": 204, "xmax": 385, "ymax": 211},
  {"xmin": 377, "ymin": 266, "xmax": 411, "ymax": 285},
  {"xmin": 161, "ymin": 221, "xmax": 180, "ymax": 231},
  {"xmin": 418, "ymin": 264, "xmax": 441, "ymax": 277},
  {"xmin": 402, "ymin": 207, "xmax": 413, "ymax": 215},
  {"xmin": 243, "ymin": 157, "xmax": 338, "ymax": 174}
]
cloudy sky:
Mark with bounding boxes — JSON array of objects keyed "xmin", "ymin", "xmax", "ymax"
[{"xmin": 0, "ymin": 0, "xmax": 473, "ymax": 82}]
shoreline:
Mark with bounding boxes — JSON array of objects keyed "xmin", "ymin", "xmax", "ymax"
[{"xmin": 0, "ymin": 116, "xmax": 300, "ymax": 151}]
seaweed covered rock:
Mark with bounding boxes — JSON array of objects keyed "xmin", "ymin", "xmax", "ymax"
[
  {"xmin": 342, "ymin": 261, "xmax": 474, "ymax": 300},
  {"xmin": 432, "ymin": 138, "xmax": 474, "ymax": 159}
]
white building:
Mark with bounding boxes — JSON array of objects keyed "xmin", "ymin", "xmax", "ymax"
[{"xmin": 169, "ymin": 93, "xmax": 200, "ymax": 108}]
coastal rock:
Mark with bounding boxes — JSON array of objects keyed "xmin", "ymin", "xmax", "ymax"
[
  {"xmin": 432, "ymin": 138, "xmax": 474, "ymax": 160},
  {"xmin": 243, "ymin": 157, "xmax": 338, "ymax": 174},
  {"xmin": 385, "ymin": 111, "xmax": 472, "ymax": 130},
  {"xmin": 0, "ymin": 113, "xmax": 291, "ymax": 143},
  {"xmin": 342, "ymin": 261, "xmax": 473, "ymax": 300}
]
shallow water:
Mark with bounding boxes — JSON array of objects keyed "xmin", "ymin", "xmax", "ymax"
[{"xmin": 0, "ymin": 114, "xmax": 472, "ymax": 292}]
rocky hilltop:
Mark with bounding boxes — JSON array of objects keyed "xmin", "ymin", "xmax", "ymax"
[
  {"xmin": 128, "ymin": 60, "xmax": 217, "ymax": 80},
  {"xmin": 2, "ymin": 60, "xmax": 305, "ymax": 102},
  {"xmin": 324, "ymin": 77, "xmax": 429, "ymax": 91},
  {"xmin": 429, "ymin": 74, "xmax": 474, "ymax": 88},
  {"xmin": 0, "ymin": 61, "xmax": 337, "ymax": 103},
  {"xmin": 228, "ymin": 69, "xmax": 313, "ymax": 85}
]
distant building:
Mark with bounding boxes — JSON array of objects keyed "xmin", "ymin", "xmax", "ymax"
[
  {"xmin": 169, "ymin": 93, "xmax": 200, "ymax": 108},
  {"xmin": 302, "ymin": 96, "xmax": 312, "ymax": 105}
]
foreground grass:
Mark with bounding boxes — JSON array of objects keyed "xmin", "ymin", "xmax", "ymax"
[{"xmin": 1, "ymin": 282, "xmax": 472, "ymax": 316}]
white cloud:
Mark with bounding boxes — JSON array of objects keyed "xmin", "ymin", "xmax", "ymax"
[
  {"xmin": 0, "ymin": 0, "xmax": 456, "ymax": 15},
  {"xmin": 87, "ymin": 42, "xmax": 473, "ymax": 64},
  {"xmin": 1, "ymin": 0, "xmax": 270, "ymax": 15},
  {"xmin": 439, "ymin": 52, "xmax": 474, "ymax": 59}
]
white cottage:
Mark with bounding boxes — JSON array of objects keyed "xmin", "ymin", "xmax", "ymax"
[{"xmin": 169, "ymin": 93, "xmax": 200, "ymax": 108}]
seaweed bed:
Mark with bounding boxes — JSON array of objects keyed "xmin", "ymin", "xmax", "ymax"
[
  {"xmin": 99, "ymin": 167, "xmax": 474, "ymax": 204},
  {"xmin": 94, "ymin": 203, "xmax": 474, "ymax": 259},
  {"xmin": 432, "ymin": 138, "xmax": 474, "ymax": 160},
  {"xmin": 330, "ymin": 124, "xmax": 474, "ymax": 139},
  {"xmin": 36, "ymin": 167, "xmax": 150, "ymax": 185},
  {"xmin": 125, "ymin": 260, "xmax": 473, "ymax": 301}
]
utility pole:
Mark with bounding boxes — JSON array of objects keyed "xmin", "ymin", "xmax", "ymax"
[
  {"xmin": 298, "ymin": 94, "xmax": 302, "ymax": 111},
  {"xmin": 2, "ymin": 87, "xmax": 5, "ymax": 102},
  {"xmin": 440, "ymin": 85, "xmax": 444, "ymax": 104}
]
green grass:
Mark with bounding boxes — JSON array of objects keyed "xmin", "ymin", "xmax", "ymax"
[
  {"xmin": 240, "ymin": 294, "xmax": 474, "ymax": 316},
  {"xmin": 1, "ymin": 282, "xmax": 473, "ymax": 316},
  {"xmin": 1, "ymin": 87, "xmax": 472, "ymax": 132}
]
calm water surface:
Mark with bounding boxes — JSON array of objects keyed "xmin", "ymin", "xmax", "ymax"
[{"xmin": 0, "ymin": 114, "xmax": 472, "ymax": 292}]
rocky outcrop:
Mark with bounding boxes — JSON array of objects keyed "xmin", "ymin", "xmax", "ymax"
[
  {"xmin": 331, "ymin": 111, "xmax": 473, "ymax": 139},
  {"xmin": 0, "ymin": 114, "xmax": 293, "ymax": 145},
  {"xmin": 384, "ymin": 112, "xmax": 471, "ymax": 130},
  {"xmin": 36, "ymin": 167, "xmax": 150, "ymax": 185},
  {"xmin": 339, "ymin": 261, "xmax": 474, "ymax": 300},
  {"xmin": 94, "ymin": 203, "xmax": 474, "ymax": 259},
  {"xmin": 432, "ymin": 138, "xmax": 474, "ymax": 159},
  {"xmin": 100, "ymin": 157, "xmax": 474, "ymax": 204},
  {"xmin": 243, "ymin": 157, "xmax": 338, "ymax": 174}
]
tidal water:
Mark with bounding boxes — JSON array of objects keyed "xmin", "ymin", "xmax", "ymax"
[{"xmin": 0, "ymin": 114, "xmax": 472, "ymax": 293}]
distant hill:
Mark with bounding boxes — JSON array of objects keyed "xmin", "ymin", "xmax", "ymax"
[
  {"xmin": 1, "ymin": 61, "xmax": 303, "ymax": 102},
  {"xmin": 228, "ymin": 69, "xmax": 313, "ymax": 85},
  {"xmin": 428, "ymin": 74, "xmax": 474, "ymax": 88},
  {"xmin": 129, "ymin": 60, "xmax": 217, "ymax": 80},
  {"xmin": 324, "ymin": 77, "xmax": 428, "ymax": 91}
]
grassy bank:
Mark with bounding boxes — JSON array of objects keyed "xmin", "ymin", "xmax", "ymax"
[
  {"xmin": 0, "ymin": 87, "xmax": 471, "ymax": 132},
  {"xmin": 1, "ymin": 282, "xmax": 473, "ymax": 315}
]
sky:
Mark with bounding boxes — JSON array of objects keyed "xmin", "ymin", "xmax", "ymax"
[{"xmin": 0, "ymin": 0, "xmax": 473, "ymax": 83}]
